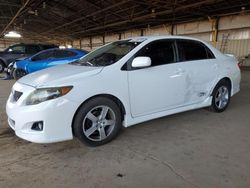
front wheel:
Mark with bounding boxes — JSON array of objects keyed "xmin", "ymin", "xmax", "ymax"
[
  {"xmin": 210, "ymin": 80, "xmax": 231, "ymax": 112},
  {"xmin": 73, "ymin": 97, "xmax": 122, "ymax": 146}
]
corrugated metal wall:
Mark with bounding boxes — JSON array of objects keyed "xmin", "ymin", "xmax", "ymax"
[
  {"xmin": 70, "ymin": 13, "xmax": 250, "ymax": 57},
  {"xmin": 1, "ymin": 13, "xmax": 250, "ymax": 58},
  {"xmin": 216, "ymin": 40, "xmax": 250, "ymax": 57}
]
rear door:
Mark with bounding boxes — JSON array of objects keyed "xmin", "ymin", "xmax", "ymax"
[
  {"xmin": 128, "ymin": 39, "xmax": 188, "ymax": 117},
  {"xmin": 176, "ymin": 39, "xmax": 219, "ymax": 104}
]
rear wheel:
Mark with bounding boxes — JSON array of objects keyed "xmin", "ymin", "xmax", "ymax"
[
  {"xmin": 13, "ymin": 69, "xmax": 27, "ymax": 80},
  {"xmin": 210, "ymin": 80, "xmax": 231, "ymax": 112},
  {"xmin": 73, "ymin": 97, "xmax": 122, "ymax": 146}
]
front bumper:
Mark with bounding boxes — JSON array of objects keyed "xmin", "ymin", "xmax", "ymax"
[{"xmin": 6, "ymin": 82, "xmax": 79, "ymax": 143}]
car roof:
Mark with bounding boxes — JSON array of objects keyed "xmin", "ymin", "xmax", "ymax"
[
  {"xmin": 37, "ymin": 47, "xmax": 80, "ymax": 52},
  {"xmin": 123, "ymin": 35, "xmax": 222, "ymax": 58},
  {"xmin": 9, "ymin": 43, "xmax": 57, "ymax": 46},
  {"xmin": 126, "ymin": 35, "xmax": 207, "ymax": 43}
]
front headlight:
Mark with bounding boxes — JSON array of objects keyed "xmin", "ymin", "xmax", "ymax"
[{"xmin": 26, "ymin": 86, "xmax": 73, "ymax": 105}]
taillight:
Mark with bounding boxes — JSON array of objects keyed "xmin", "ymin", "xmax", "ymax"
[{"xmin": 237, "ymin": 63, "xmax": 241, "ymax": 69}]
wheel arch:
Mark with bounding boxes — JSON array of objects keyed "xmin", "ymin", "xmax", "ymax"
[
  {"xmin": 71, "ymin": 94, "xmax": 126, "ymax": 136},
  {"xmin": 211, "ymin": 77, "xmax": 232, "ymax": 96},
  {"xmin": 0, "ymin": 58, "xmax": 7, "ymax": 67}
]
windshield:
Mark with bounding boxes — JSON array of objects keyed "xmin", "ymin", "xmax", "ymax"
[{"xmin": 72, "ymin": 40, "xmax": 141, "ymax": 66}]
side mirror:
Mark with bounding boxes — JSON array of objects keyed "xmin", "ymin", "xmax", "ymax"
[{"xmin": 132, "ymin": 56, "xmax": 151, "ymax": 68}]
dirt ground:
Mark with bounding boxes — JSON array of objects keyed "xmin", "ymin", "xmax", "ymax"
[{"xmin": 0, "ymin": 71, "xmax": 250, "ymax": 188}]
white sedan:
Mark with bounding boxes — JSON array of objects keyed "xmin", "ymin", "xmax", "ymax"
[{"xmin": 6, "ymin": 36, "xmax": 241, "ymax": 146}]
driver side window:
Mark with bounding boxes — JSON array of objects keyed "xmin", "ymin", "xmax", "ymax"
[
  {"xmin": 135, "ymin": 40, "xmax": 176, "ymax": 67},
  {"xmin": 8, "ymin": 45, "xmax": 25, "ymax": 53},
  {"xmin": 32, "ymin": 51, "xmax": 55, "ymax": 61}
]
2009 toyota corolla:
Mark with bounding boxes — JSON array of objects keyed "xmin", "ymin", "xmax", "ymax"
[{"xmin": 6, "ymin": 36, "xmax": 241, "ymax": 146}]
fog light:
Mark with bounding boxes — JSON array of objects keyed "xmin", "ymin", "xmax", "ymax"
[{"xmin": 31, "ymin": 121, "xmax": 43, "ymax": 131}]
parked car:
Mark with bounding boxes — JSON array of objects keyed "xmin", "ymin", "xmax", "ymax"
[
  {"xmin": 0, "ymin": 43, "xmax": 58, "ymax": 73},
  {"xmin": 4, "ymin": 57, "xmax": 27, "ymax": 79},
  {"xmin": 13, "ymin": 48, "xmax": 88, "ymax": 80},
  {"xmin": 6, "ymin": 36, "xmax": 241, "ymax": 146}
]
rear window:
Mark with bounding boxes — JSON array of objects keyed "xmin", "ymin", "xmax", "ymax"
[
  {"xmin": 41, "ymin": 45, "xmax": 58, "ymax": 50},
  {"xmin": 26, "ymin": 45, "xmax": 41, "ymax": 54}
]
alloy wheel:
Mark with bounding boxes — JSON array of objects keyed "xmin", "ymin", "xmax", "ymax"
[
  {"xmin": 215, "ymin": 86, "xmax": 229, "ymax": 109},
  {"xmin": 83, "ymin": 105, "xmax": 116, "ymax": 141}
]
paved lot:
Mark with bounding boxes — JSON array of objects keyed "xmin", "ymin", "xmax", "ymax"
[{"xmin": 0, "ymin": 71, "xmax": 250, "ymax": 188}]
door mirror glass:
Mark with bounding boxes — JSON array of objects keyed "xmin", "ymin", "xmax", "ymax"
[{"xmin": 132, "ymin": 56, "xmax": 151, "ymax": 68}]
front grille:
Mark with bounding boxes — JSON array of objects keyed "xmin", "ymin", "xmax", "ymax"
[{"xmin": 13, "ymin": 90, "xmax": 23, "ymax": 102}]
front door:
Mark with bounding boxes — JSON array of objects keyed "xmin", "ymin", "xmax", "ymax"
[{"xmin": 128, "ymin": 40, "xmax": 187, "ymax": 117}]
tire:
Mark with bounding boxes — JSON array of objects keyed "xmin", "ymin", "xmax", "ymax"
[
  {"xmin": 9, "ymin": 68, "xmax": 15, "ymax": 78},
  {"xmin": 0, "ymin": 61, "xmax": 5, "ymax": 73},
  {"xmin": 13, "ymin": 69, "xmax": 27, "ymax": 80},
  {"xmin": 73, "ymin": 97, "xmax": 122, "ymax": 146},
  {"xmin": 210, "ymin": 80, "xmax": 231, "ymax": 112}
]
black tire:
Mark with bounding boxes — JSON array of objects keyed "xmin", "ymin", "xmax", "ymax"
[
  {"xmin": 73, "ymin": 97, "xmax": 122, "ymax": 146},
  {"xmin": 210, "ymin": 80, "xmax": 231, "ymax": 112},
  {"xmin": 0, "ymin": 61, "xmax": 5, "ymax": 73},
  {"xmin": 13, "ymin": 69, "xmax": 27, "ymax": 80},
  {"xmin": 9, "ymin": 68, "xmax": 15, "ymax": 78}
]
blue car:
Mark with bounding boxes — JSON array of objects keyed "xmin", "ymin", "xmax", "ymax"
[{"xmin": 13, "ymin": 48, "xmax": 87, "ymax": 79}]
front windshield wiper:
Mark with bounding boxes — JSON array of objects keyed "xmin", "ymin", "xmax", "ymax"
[
  {"xmin": 70, "ymin": 60, "xmax": 94, "ymax": 66},
  {"xmin": 85, "ymin": 61, "xmax": 93, "ymax": 66}
]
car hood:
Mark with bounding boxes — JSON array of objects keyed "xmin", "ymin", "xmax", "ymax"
[{"xmin": 18, "ymin": 64, "xmax": 103, "ymax": 87}]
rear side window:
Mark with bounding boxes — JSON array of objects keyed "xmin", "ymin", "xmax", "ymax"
[
  {"xmin": 26, "ymin": 45, "xmax": 40, "ymax": 54},
  {"xmin": 206, "ymin": 47, "xmax": 215, "ymax": 59},
  {"xmin": 177, "ymin": 40, "xmax": 214, "ymax": 61},
  {"xmin": 135, "ymin": 40, "xmax": 176, "ymax": 67},
  {"xmin": 54, "ymin": 50, "xmax": 77, "ymax": 58},
  {"xmin": 32, "ymin": 51, "xmax": 55, "ymax": 61},
  {"xmin": 41, "ymin": 45, "xmax": 58, "ymax": 50}
]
